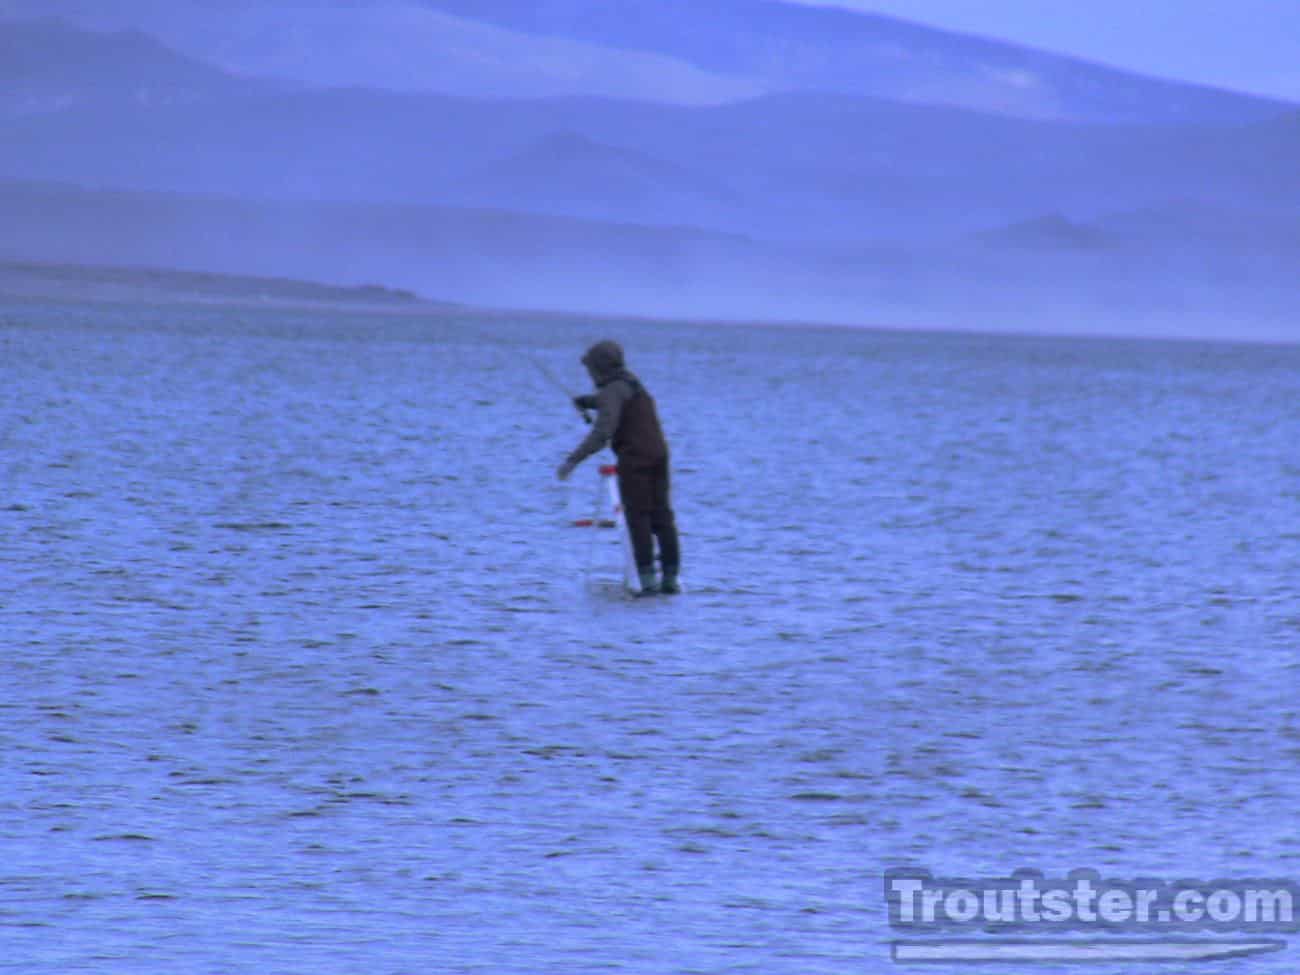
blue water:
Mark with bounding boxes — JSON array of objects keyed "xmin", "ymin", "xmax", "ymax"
[{"xmin": 2, "ymin": 299, "xmax": 1298, "ymax": 973}]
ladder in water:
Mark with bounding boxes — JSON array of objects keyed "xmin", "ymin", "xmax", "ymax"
[{"xmin": 571, "ymin": 463, "xmax": 640, "ymax": 593}]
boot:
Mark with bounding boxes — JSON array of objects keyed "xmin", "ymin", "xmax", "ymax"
[
  {"xmin": 660, "ymin": 567, "xmax": 681, "ymax": 595},
  {"xmin": 635, "ymin": 569, "xmax": 659, "ymax": 597}
]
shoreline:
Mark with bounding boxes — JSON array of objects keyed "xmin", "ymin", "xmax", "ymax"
[{"xmin": 3, "ymin": 257, "xmax": 1297, "ymax": 351}]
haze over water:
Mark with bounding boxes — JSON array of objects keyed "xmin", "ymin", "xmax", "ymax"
[{"xmin": 2, "ymin": 299, "xmax": 1298, "ymax": 973}]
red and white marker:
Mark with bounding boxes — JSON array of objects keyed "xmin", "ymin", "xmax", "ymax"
[{"xmin": 570, "ymin": 462, "xmax": 640, "ymax": 592}]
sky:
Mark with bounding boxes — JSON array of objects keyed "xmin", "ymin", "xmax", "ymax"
[{"xmin": 798, "ymin": 0, "xmax": 1300, "ymax": 101}]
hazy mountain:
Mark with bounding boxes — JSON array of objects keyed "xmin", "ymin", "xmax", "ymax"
[
  {"xmin": 0, "ymin": 7, "xmax": 762, "ymax": 106},
  {"xmin": 953, "ymin": 201, "xmax": 1300, "ymax": 337},
  {"xmin": 976, "ymin": 200, "xmax": 1300, "ymax": 259},
  {"xmin": 5, "ymin": 70, "xmax": 1297, "ymax": 245},
  {"xmin": 2, "ymin": 12, "xmax": 1296, "ymax": 339},
  {"xmin": 0, "ymin": 181, "xmax": 784, "ymax": 316},
  {"xmin": 4, "ymin": 181, "xmax": 1296, "ymax": 341},
  {"xmin": 0, "ymin": 17, "xmax": 253, "ymax": 115},
  {"xmin": 5, "ymin": 1, "xmax": 1292, "ymax": 122},
  {"xmin": 972, "ymin": 214, "xmax": 1119, "ymax": 252},
  {"xmin": 455, "ymin": 130, "xmax": 741, "ymax": 227},
  {"xmin": 414, "ymin": 0, "xmax": 1293, "ymax": 123}
]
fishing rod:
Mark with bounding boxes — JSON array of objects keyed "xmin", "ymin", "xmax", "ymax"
[{"xmin": 529, "ymin": 353, "xmax": 592, "ymax": 424}]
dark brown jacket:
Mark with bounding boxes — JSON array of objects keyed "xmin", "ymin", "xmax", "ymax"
[{"xmin": 565, "ymin": 340, "xmax": 668, "ymax": 469}]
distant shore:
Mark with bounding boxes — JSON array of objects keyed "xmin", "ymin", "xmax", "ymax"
[{"xmin": 0, "ymin": 259, "xmax": 448, "ymax": 312}]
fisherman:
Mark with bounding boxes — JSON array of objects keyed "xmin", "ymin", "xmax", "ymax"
[{"xmin": 556, "ymin": 340, "xmax": 681, "ymax": 595}]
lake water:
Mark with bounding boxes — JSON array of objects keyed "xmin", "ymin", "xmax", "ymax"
[{"xmin": 2, "ymin": 298, "xmax": 1298, "ymax": 973}]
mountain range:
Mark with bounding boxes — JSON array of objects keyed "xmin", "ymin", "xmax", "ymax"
[
  {"xmin": 1, "ymin": 7, "xmax": 1297, "ymax": 339},
  {"xmin": 5, "ymin": 0, "xmax": 1292, "ymax": 122}
]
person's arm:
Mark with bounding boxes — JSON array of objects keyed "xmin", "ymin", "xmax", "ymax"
[{"xmin": 556, "ymin": 382, "xmax": 627, "ymax": 479}]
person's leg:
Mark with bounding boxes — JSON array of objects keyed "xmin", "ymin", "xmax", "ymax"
[
  {"xmin": 650, "ymin": 460, "xmax": 681, "ymax": 592},
  {"xmin": 617, "ymin": 465, "xmax": 657, "ymax": 591}
]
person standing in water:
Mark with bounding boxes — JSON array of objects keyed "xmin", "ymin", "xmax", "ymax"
[{"xmin": 556, "ymin": 340, "xmax": 681, "ymax": 595}]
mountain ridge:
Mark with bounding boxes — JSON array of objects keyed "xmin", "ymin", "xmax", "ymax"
[
  {"xmin": 413, "ymin": 0, "xmax": 1295, "ymax": 122},
  {"xmin": 3, "ymin": 6, "xmax": 1294, "ymax": 123},
  {"xmin": 2, "ymin": 10, "xmax": 1297, "ymax": 339},
  {"xmin": 0, "ymin": 16, "xmax": 254, "ymax": 114},
  {"xmin": 6, "ymin": 67, "xmax": 1295, "ymax": 248}
]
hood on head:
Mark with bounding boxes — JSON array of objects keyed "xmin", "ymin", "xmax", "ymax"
[{"xmin": 581, "ymin": 339, "xmax": 625, "ymax": 385}]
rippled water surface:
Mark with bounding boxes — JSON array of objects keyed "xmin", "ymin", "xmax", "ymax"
[{"xmin": 2, "ymin": 300, "xmax": 1298, "ymax": 973}]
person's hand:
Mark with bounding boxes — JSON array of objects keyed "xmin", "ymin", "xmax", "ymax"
[
  {"xmin": 556, "ymin": 459, "xmax": 575, "ymax": 481},
  {"xmin": 572, "ymin": 394, "xmax": 597, "ymax": 411}
]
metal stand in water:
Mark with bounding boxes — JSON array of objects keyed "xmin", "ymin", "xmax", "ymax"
[{"xmin": 570, "ymin": 462, "xmax": 640, "ymax": 594}]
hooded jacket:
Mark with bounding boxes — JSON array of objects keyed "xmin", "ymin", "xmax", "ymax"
[{"xmin": 565, "ymin": 340, "xmax": 668, "ymax": 469}]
